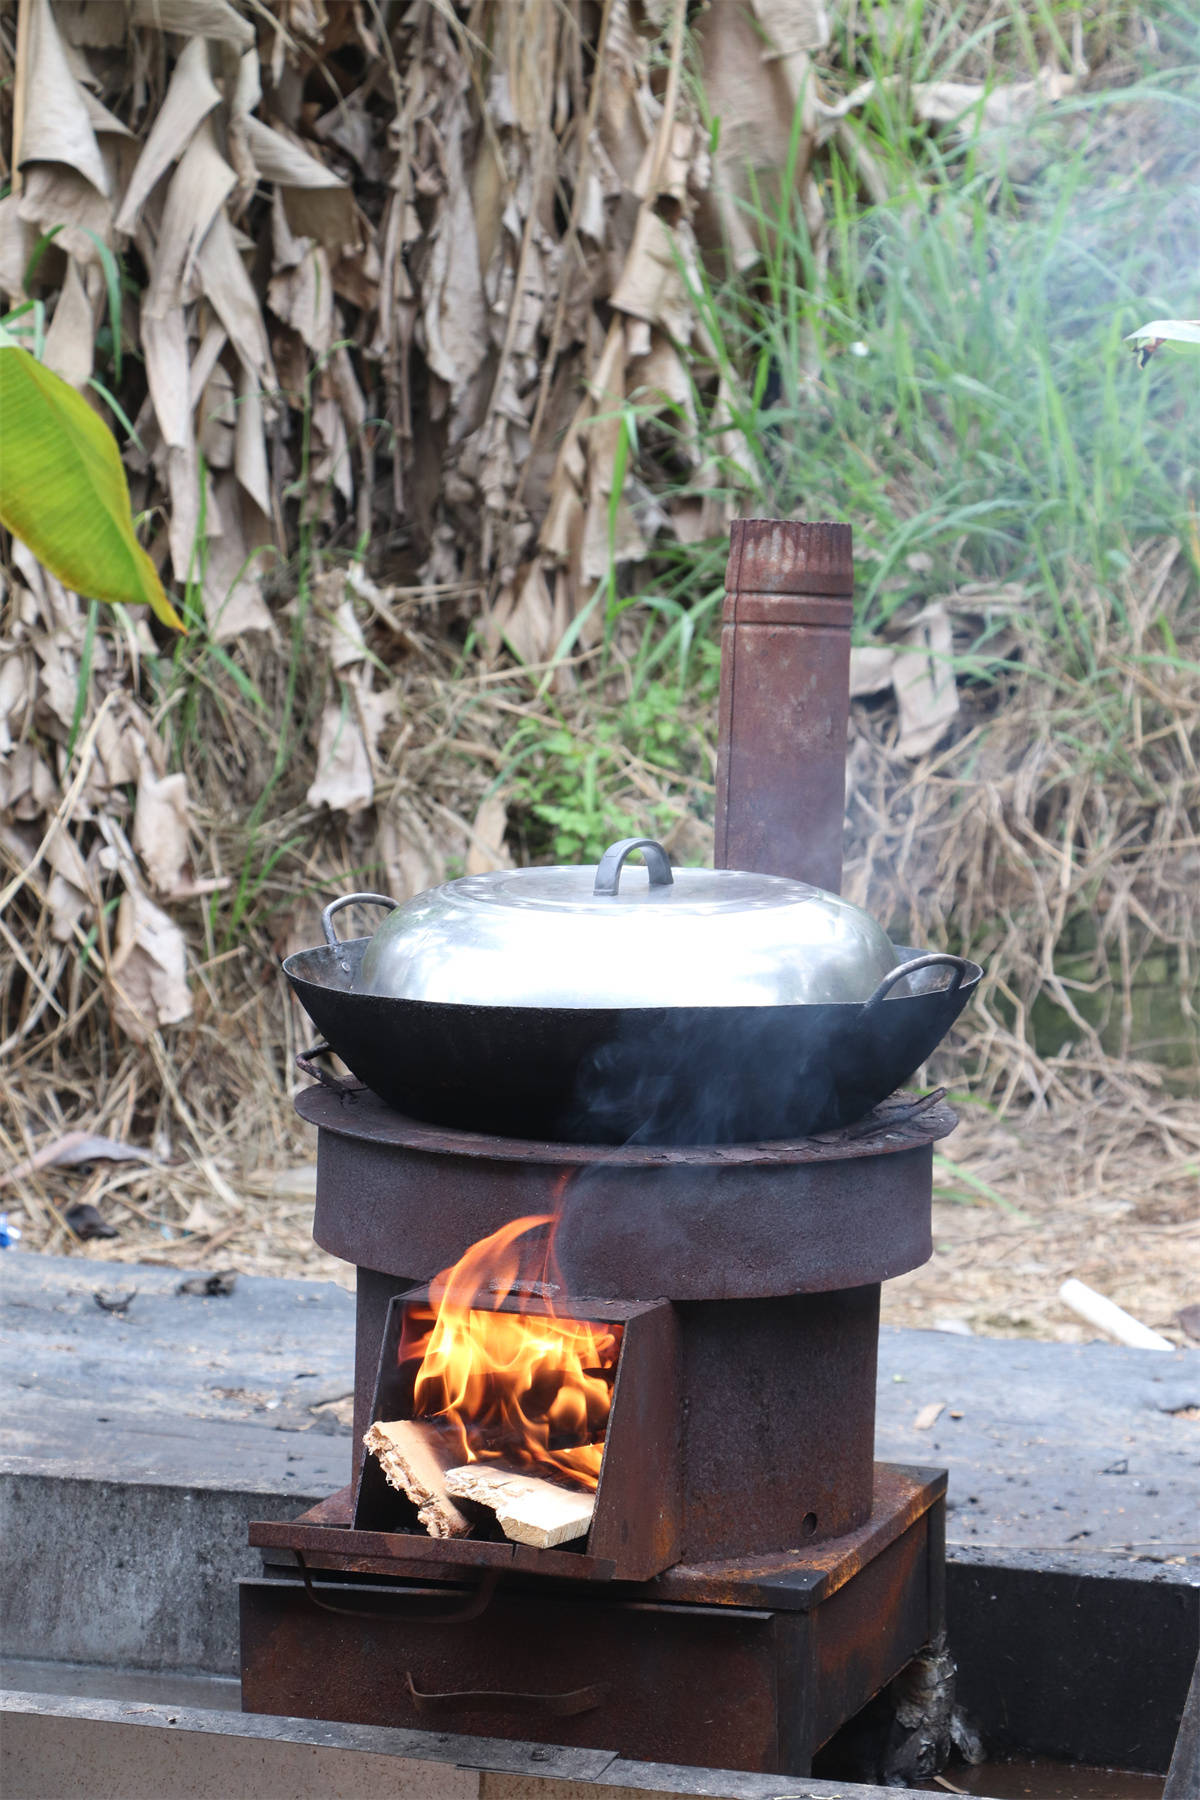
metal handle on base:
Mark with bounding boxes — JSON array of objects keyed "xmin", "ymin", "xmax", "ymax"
[
  {"xmin": 405, "ymin": 1671, "xmax": 608, "ymax": 1717},
  {"xmin": 296, "ymin": 1554, "xmax": 499, "ymax": 1624}
]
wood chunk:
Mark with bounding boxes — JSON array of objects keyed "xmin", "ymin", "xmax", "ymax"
[
  {"xmin": 363, "ymin": 1419, "xmax": 471, "ymax": 1539},
  {"xmin": 444, "ymin": 1464, "xmax": 595, "ymax": 1549}
]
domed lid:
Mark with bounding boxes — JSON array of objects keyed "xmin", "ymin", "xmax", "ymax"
[{"xmin": 350, "ymin": 837, "xmax": 899, "ymax": 1009}]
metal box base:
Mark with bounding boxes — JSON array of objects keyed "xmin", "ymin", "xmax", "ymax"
[{"xmin": 241, "ymin": 1463, "xmax": 944, "ymax": 1777}]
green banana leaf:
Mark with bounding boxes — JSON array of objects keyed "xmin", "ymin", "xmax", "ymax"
[{"xmin": 0, "ymin": 342, "xmax": 184, "ymax": 631}]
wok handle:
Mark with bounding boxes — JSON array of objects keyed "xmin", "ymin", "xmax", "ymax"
[
  {"xmin": 863, "ymin": 952, "xmax": 971, "ymax": 1011},
  {"xmin": 295, "ymin": 1042, "xmax": 365, "ymax": 1095},
  {"xmin": 320, "ymin": 891, "xmax": 399, "ymax": 950},
  {"xmin": 593, "ymin": 837, "xmax": 673, "ymax": 896}
]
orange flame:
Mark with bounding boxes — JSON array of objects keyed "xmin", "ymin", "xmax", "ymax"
[{"xmin": 398, "ymin": 1213, "xmax": 620, "ymax": 1491}]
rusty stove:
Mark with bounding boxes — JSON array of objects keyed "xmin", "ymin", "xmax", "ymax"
[{"xmin": 240, "ymin": 521, "xmax": 956, "ymax": 1777}]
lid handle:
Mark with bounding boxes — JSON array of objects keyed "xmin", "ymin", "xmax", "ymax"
[
  {"xmin": 321, "ymin": 892, "xmax": 400, "ymax": 950},
  {"xmin": 593, "ymin": 838, "xmax": 674, "ymax": 897}
]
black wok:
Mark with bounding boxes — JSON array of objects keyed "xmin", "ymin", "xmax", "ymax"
[{"xmin": 283, "ymin": 936, "xmax": 979, "ymax": 1146}]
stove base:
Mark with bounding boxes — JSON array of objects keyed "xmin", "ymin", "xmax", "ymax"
[{"xmin": 240, "ymin": 1463, "xmax": 944, "ymax": 1777}]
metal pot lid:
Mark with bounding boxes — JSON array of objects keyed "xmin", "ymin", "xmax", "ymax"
[{"xmin": 342, "ymin": 837, "xmax": 900, "ymax": 1009}]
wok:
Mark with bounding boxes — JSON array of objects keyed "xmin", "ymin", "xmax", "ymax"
[{"xmin": 283, "ymin": 917, "xmax": 979, "ymax": 1145}]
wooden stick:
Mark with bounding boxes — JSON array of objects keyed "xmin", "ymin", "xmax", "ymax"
[
  {"xmin": 10, "ymin": 0, "xmax": 32, "ymax": 197},
  {"xmin": 363, "ymin": 1420, "xmax": 471, "ymax": 1539},
  {"xmin": 444, "ymin": 1465, "xmax": 594, "ymax": 1549},
  {"xmin": 1059, "ymin": 1279, "xmax": 1174, "ymax": 1351}
]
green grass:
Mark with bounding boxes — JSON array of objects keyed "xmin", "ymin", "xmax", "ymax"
[
  {"xmin": 495, "ymin": 41, "xmax": 1198, "ymax": 861},
  {"xmin": 693, "ymin": 90, "xmax": 1197, "ymax": 643}
]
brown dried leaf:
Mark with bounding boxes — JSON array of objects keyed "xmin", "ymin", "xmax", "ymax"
[
  {"xmin": 47, "ymin": 871, "xmax": 92, "ymax": 943},
  {"xmin": 42, "ymin": 255, "xmax": 97, "ymax": 388},
  {"xmin": 141, "ymin": 305, "xmax": 193, "ymax": 451},
  {"xmin": 697, "ymin": 0, "xmax": 819, "ymax": 270},
  {"xmin": 130, "ymin": 0, "xmax": 254, "ymax": 48},
  {"xmin": 0, "ymin": 745, "xmax": 58, "ymax": 821},
  {"xmin": 912, "ymin": 68, "xmax": 1076, "ymax": 130},
  {"xmin": 57, "ymin": 2, "xmax": 130, "ymax": 48},
  {"xmin": 144, "ymin": 117, "xmax": 236, "ymax": 317},
  {"xmin": 0, "ymin": 1130, "xmax": 159, "ymax": 1188},
  {"xmin": 245, "ymin": 117, "xmax": 358, "ymax": 251},
  {"xmin": 110, "ymin": 880, "xmax": 193, "ymax": 1043},
  {"xmin": 242, "ymin": 115, "xmax": 342, "ymax": 192},
  {"xmin": 309, "ymin": 382, "xmax": 353, "ymax": 508},
  {"xmin": 194, "ymin": 207, "xmax": 275, "ymax": 388},
  {"xmin": 198, "ymin": 357, "xmax": 237, "ymax": 468},
  {"xmin": 0, "ymin": 651, "xmax": 32, "ymax": 758},
  {"xmin": 94, "ymin": 696, "xmax": 151, "ymax": 788},
  {"xmin": 610, "ymin": 210, "xmax": 698, "ymax": 343},
  {"xmin": 78, "ymin": 84, "xmax": 135, "ymax": 144},
  {"xmin": 202, "ymin": 473, "xmax": 274, "ymax": 641},
  {"xmin": 115, "ymin": 35, "xmax": 222, "ymax": 235},
  {"xmin": 161, "ymin": 441, "xmax": 203, "ymax": 591},
  {"xmin": 133, "ymin": 768, "xmax": 191, "ymax": 898},
  {"xmin": 895, "ymin": 605, "xmax": 960, "ymax": 758},
  {"xmin": 465, "ymin": 793, "xmax": 512, "ymax": 875},
  {"xmin": 322, "ymin": 591, "xmax": 366, "ymax": 670},
  {"xmin": 848, "ymin": 645, "xmax": 897, "ymax": 698},
  {"xmin": 234, "ymin": 365, "xmax": 272, "ymax": 519},
  {"xmin": 17, "ymin": 0, "xmax": 111, "ymax": 196},
  {"xmin": 751, "ymin": 0, "xmax": 830, "ymax": 57},
  {"xmin": 268, "ymin": 193, "xmax": 334, "ymax": 353},
  {"xmin": 420, "ymin": 106, "xmax": 489, "ymax": 401},
  {"xmin": 306, "ymin": 688, "xmax": 374, "ymax": 814},
  {"xmin": 19, "ymin": 162, "xmax": 113, "ymax": 261},
  {"xmin": 0, "ymin": 194, "xmax": 35, "ymax": 302}
]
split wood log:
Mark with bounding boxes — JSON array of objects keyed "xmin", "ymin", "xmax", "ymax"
[
  {"xmin": 443, "ymin": 1464, "xmax": 595, "ymax": 1549},
  {"xmin": 363, "ymin": 1419, "xmax": 471, "ymax": 1539}
]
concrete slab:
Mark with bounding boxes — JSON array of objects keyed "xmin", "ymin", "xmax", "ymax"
[
  {"xmin": 875, "ymin": 1325, "xmax": 1200, "ymax": 1558},
  {"xmin": 4, "ymin": 1252, "xmax": 1196, "ymax": 1560},
  {"xmin": 0, "ymin": 1692, "xmax": 961, "ymax": 1800},
  {"xmin": 1, "ymin": 1251, "xmax": 353, "ymax": 1493},
  {"xmin": 1, "ymin": 1252, "xmax": 352, "ymax": 1672}
]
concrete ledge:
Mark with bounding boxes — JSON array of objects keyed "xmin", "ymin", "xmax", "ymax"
[
  {"xmin": 3, "ymin": 1475, "xmax": 317, "ymax": 1675},
  {"xmin": 0, "ymin": 1691, "xmax": 958, "ymax": 1800}
]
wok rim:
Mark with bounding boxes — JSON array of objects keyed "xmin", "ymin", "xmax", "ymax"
[{"xmin": 282, "ymin": 941, "xmax": 984, "ymax": 1012}]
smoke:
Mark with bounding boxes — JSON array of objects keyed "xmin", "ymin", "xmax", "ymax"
[{"xmin": 561, "ymin": 1004, "xmax": 853, "ymax": 1148}]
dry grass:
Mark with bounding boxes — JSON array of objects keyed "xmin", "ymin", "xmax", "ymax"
[
  {"xmin": 883, "ymin": 1101, "xmax": 1200, "ymax": 1345},
  {"xmin": 4, "ymin": 542, "xmax": 1196, "ymax": 1349},
  {"xmin": 842, "ymin": 537, "xmax": 1200, "ymax": 1116},
  {"xmin": 1, "ymin": 3, "xmax": 1197, "ymax": 1348}
]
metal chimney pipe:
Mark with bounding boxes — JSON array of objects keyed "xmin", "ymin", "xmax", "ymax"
[{"xmin": 714, "ymin": 519, "xmax": 854, "ymax": 893}]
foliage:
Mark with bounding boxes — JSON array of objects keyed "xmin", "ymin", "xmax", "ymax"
[
  {"xmin": 0, "ymin": 337, "xmax": 183, "ymax": 629},
  {"xmin": 503, "ymin": 667, "xmax": 719, "ymax": 865}
]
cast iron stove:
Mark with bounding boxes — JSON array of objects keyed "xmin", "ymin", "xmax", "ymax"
[{"xmin": 240, "ymin": 522, "xmax": 957, "ymax": 1777}]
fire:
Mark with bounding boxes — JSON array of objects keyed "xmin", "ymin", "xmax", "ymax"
[{"xmin": 398, "ymin": 1213, "xmax": 621, "ymax": 1491}]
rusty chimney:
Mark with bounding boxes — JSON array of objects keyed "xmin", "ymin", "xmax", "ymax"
[{"xmin": 714, "ymin": 519, "xmax": 854, "ymax": 892}]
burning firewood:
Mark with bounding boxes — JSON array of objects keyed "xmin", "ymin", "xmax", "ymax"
[
  {"xmin": 363, "ymin": 1420, "xmax": 470, "ymax": 1539},
  {"xmin": 443, "ymin": 1465, "xmax": 595, "ymax": 1549}
]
